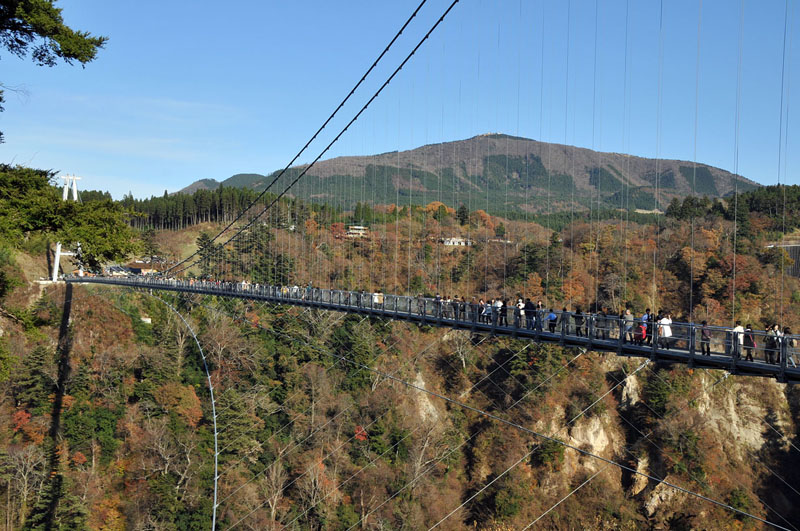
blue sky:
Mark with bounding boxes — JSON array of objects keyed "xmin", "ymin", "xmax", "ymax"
[{"xmin": 1, "ymin": 0, "xmax": 798, "ymax": 199}]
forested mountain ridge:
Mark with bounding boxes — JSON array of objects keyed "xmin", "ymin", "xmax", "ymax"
[{"xmin": 179, "ymin": 134, "xmax": 759, "ymax": 213}]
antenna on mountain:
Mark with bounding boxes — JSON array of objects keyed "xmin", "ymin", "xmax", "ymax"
[{"xmin": 52, "ymin": 175, "xmax": 82, "ymax": 282}]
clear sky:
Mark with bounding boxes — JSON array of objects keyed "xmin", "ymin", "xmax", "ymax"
[{"xmin": 2, "ymin": 0, "xmax": 799, "ymax": 199}]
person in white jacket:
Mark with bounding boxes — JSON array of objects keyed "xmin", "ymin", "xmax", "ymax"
[
  {"xmin": 659, "ymin": 313, "xmax": 673, "ymax": 349},
  {"xmin": 515, "ymin": 299, "xmax": 525, "ymax": 328},
  {"xmin": 731, "ymin": 321, "xmax": 745, "ymax": 359}
]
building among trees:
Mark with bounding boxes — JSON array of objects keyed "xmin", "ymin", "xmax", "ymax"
[{"xmin": 346, "ymin": 225, "xmax": 369, "ymax": 238}]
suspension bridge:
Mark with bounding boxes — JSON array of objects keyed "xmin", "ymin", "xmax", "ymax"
[
  {"xmin": 51, "ymin": 0, "xmax": 800, "ymax": 528},
  {"xmin": 69, "ymin": 275, "xmax": 800, "ymax": 385}
]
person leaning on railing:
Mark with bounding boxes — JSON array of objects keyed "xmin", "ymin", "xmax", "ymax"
[
  {"xmin": 596, "ymin": 308, "xmax": 608, "ymax": 340},
  {"xmin": 573, "ymin": 307, "xmax": 585, "ymax": 337},
  {"xmin": 557, "ymin": 307, "xmax": 569, "ymax": 334},
  {"xmin": 731, "ymin": 321, "xmax": 744, "ymax": 360},
  {"xmin": 658, "ymin": 313, "xmax": 673, "ymax": 349},
  {"xmin": 743, "ymin": 324, "xmax": 756, "ymax": 362},
  {"xmin": 766, "ymin": 324, "xmax": 781, "ymax": 365},
  {"xmin": 547, "ymin": 309, "xmax": 558, "ymax": 333},
  {"xmin": 700, "ymin": 321, "xmax": 711, "ymax": 356}
]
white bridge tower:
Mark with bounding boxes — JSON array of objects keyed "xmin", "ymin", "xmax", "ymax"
[{"xmin": 52, "ymin": 175, "xmax": 82, "ymax": 281}]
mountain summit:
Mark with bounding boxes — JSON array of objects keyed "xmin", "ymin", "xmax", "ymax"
[{"xmin": 179, "ymin": 134, "xmax": 757, "ymax": 213}]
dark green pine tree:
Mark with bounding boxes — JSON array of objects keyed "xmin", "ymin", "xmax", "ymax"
[
  {"xmin": 730, "ymin": 193, "xmax": 752, "ymax": 241},
  {"xmin": 141, "ymin": 227, "xmax": 160, "ymax": 256},
  {"xmin": 13, "ymin": 346, "xmax": 55, "ymax": 415},
  {"xmin": 196, "ymin": 232, "xmax": 220, "ymax": 278},
  {"xmin": 457, "ymin": 204, "xmax": 469, "ymax": 225},
  {"xmin": 23, "ymin": 475, "xmax": 89, "ymax": 531}
]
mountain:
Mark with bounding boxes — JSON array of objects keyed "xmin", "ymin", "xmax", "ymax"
[
  {"xmin": 179, "ymin": 134, "xmax": 759, "ymax": 213},
  {"xmin": 177, "ymin": 178, "xmax": 220, "ymax": 194}
]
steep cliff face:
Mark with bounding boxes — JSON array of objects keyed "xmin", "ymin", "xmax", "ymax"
[
  {"xmin": 420, "ymin": 337, "xmax": 800, "ymax": 528},
  {"xmin": 404, "ymin": 328, "xmax": 800, "ymax": 528},
  {"xmin": 565, "ymin": 360, "xmax": 800, "ymax": 528}
]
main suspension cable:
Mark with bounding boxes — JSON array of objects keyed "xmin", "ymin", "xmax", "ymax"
[
  {"xmin": 174, "ymin": 0, "xmax": 461, "ymax": 277},
  {"xmin": 164, "ymin": 0, "xmax": 441, "ymax": 276}
]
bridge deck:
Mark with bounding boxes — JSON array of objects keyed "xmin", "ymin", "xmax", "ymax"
[{"xmin": 66, "ymin": 276, "xmax": 800, "ymax": 385}]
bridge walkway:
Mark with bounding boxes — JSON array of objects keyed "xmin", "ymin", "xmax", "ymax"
[{"xmin": 66, "ymin": 276, "xmax": 800, "ymax": 385}]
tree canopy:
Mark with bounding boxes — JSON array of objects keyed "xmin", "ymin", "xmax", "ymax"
[
  {"xmin": 0, "ymin": 0, "xmax": 106, "ymax": 141},
  {"xmin": 0, "ymin": 164, "xmax": 138, "ymax": 269}
]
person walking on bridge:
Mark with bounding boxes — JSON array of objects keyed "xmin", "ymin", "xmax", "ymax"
[
  {"xmin": 547, "ymin": 309, "xmax": 558, "ymax": 333},
  {"xmin": 732, "ymin": 321, "xmax": 744, "ymax": 360},
  {"xmin": 442, "ymin": 295, "xmax": 450, "ymax": 318},
  {"xmin": 534, "ymin": 300, "xmax": 544, "ymax": 333},
  {"xmin": 784, "ymin": 327, "xmax": 797, "ymax": 368},
  {"xmin": 623, "ymin": 309, "xmax": 634, "ymax": 343},
  {"xmin": 766, "ymin": 324, "xmax": 781, "ymax": 364},
  {"xmin": 642, "ymin": 309, "xmax": 652, "ymax": 345},
  {"xmin": 524, "ymin": 298, "xmax": 535, "ymax": 329},
  {"xmin": 634, "ymin": 320, "xmax": 646, "ymax": 345},
  {"xmin": 658, "ymin": 313, "xmax": 673, "ymax": 349},
  {"xmin": 744, "ymin": 324, "xmax": 756, "ymax": 362},
  {"xmin": 558, "ymin": 307, "xmax": 569, "ymax": 334},
  {"xmin": 574, "ymin": 307, "xmax": 585, "ymax": 337},
  {"xmin": 596, "ymin": 307, "xmax": 608, "ymax": 340},
  {"xmin": 491, "ymin": 298, "xmax": 501, "ymax": 326},
  {"xmin": 700, "ymin": 321, "xmax": 712, "ymax": 355},
  {"xmin": 470, "ymin": 298, "xmax": 479, "ymax": 322},
  {"xmin": 499, "ymin": 299, "xmax": 508, "ymax": 327},
  {"xmin": 514, "ymin": 298, "xmax": 524, "ymax": 328}
]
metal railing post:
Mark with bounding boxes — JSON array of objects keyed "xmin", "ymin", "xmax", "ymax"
[
  {"xmin": 471, "ymin": 303, "xmax": 477, "ymax": 334},
  {"xmin": 651, "ymin": 324, "xmax": 659, "ymax": 362},
  {"xmin": 780, "ymin": 339, "xmax": 788, "ymax": 383},
  {"xmin": 512, "ymin": 308, "xmax": 518, "ymax": 339}
]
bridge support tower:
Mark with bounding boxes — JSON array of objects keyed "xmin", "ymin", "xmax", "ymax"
[{"xmin": 52, "ymin": 175, "xmax": 82, "ymax": 282}]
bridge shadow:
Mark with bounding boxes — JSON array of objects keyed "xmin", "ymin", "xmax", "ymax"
[
  {"xmin": 474, "ymin": 346, "xmax": 518, "ymax": 409},
  {"xmin": 755, "ymin": 407, "xmax": 800, "ymax": 525},
  {"xmin": 26, "ymin": 283, "xmax": 74, "ymax": 528},
  {"xmin": 604, "ymin": 367, "xmax": 663, "ymax": 500}
]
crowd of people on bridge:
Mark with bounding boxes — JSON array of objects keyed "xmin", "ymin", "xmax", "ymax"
[
  {"xmin": 411, "ymin": 293, "xmax": 798, "ymax": 367},
  {"xmin": 80, "ymin": 273, "xmax": 799, "ymax": 369},
  {"xmin": 418, "ymin": 287, "xmax": 791, "ymax": 368},
  {"xmin": 425, "ymin": 294, "xmax": 678, "ymax": 346}
]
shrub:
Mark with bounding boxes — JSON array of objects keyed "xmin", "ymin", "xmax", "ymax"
[
  {"xmin": 530, "ymin": 438, "xmax": 565, "ymax": 471},
  {"xmin": 727, "ymin": 487, "xmax": 753, "ymax": 521}
]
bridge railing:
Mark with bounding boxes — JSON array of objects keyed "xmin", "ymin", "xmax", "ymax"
[{"xmin": 68, "ymin": 275, "xmax": 800, "ymax": 376}]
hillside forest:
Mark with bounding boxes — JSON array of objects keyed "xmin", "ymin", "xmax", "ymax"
[{"xmin": 2, "ymin": 163, "xmax": 800, "ymax": 529}]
